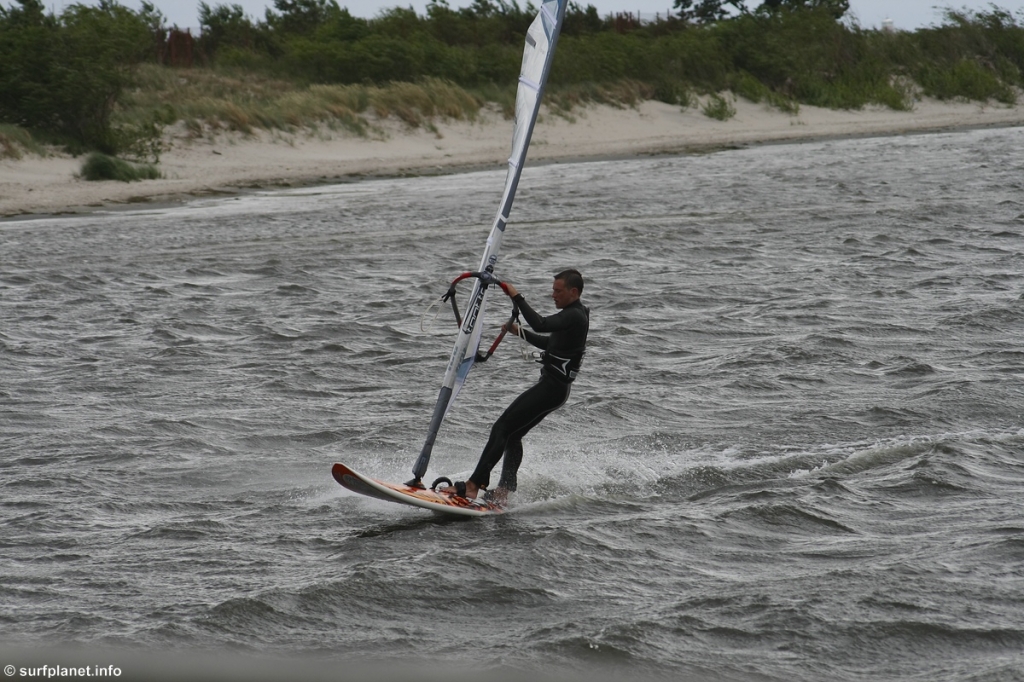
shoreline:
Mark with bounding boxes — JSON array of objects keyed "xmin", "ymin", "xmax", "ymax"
[{"xmin": 2, "ymin": 96, "xmax": 1023, "ymax": 219}]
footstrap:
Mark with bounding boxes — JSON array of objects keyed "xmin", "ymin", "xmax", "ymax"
[{"xmin": 430, "ymin": 476, "xmax": 453, "ymax": 491}]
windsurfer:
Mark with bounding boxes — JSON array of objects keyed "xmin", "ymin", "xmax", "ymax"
[{"xmin": 448, "ymin": 269, "xmax": 589, "ymax": 502}]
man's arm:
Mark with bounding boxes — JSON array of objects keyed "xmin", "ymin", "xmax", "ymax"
[
  {"xmin": 521, "ymin": 327, "xmax": 548, "ymax": 349},
  {"xmin": 504, "ymin": 321, "xmax": 548, "ymax": 349},
  {"xmin": 515, "ymin": 295, "xmax": 581, "ymax": 334},
  {"xmin": 501, "ymin": 282, "xmax": 585, "ymax": 337}
]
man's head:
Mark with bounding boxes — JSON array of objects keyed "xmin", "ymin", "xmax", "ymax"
[{"xmin": 552, "ymin": 269, "xmax": 583, "ymax": 309}]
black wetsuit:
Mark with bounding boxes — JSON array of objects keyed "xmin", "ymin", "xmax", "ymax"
[{"xmin": 468, "ymin": 295, "xmax": 589, "ymax": 491}]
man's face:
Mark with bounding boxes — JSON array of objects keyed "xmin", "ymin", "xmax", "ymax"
[{"xmin": 551, "ymin": 278, "xmax": 579, "ymax": 309}]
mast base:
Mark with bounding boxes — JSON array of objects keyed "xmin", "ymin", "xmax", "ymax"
[{"xmin": 405, "ymin": 477, "xmax": 426, "ymax": 489}]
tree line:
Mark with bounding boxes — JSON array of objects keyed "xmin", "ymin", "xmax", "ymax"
[
  {"xmin": 1, "ymin": 0, "xmax": 1023, "ymax": 156},
  {"xmin": 0, "ymin": 0, "xmax": 160, "ymax": 154}
]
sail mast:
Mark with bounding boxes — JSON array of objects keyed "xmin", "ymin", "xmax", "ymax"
[{"xmin": 409, "ymin": 0, "xmax": 569, "ymax": 484}]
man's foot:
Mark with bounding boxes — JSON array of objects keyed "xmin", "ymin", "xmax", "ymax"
[
  {"xmin": 444, "ymin": 480, "xmax": 480, "ymax": 500},
  {"xmin": 483, "ymin": 487, "xmax": 509, "ymax": 506}
]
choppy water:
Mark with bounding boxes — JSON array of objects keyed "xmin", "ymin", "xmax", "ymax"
[{"xmin": 3, "ymin": 126, "xmax": 1024, "ymax": 681}]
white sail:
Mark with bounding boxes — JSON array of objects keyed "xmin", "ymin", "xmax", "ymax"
[{"xmin": 410, "ymin": 0, "xmax": 568, "ymax": 483}]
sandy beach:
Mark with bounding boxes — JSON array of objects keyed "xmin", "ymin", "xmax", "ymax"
[{"xmin": 2, "ymin": 96, "xmax": 1022, "ymax": 218}]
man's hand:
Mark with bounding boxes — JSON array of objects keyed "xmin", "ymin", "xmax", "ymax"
[{"xmin": 502, "ymin": 322, "xmax": 520, "ymax": 335}]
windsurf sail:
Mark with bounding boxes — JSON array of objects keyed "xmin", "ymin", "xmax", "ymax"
[{"xmin": 409, "ymin": 0, "xmax": 568, "ymax": 486}]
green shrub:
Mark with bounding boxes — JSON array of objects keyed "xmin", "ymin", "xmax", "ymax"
[
  {"xmin": 80, "ymin": 152, "xmax": 160, "ymax": 181},
  {"xmin": 702, "ymin": 93, "xmax": 736, "ymax": 120},
  {"xmin": 917, "ymin": 58, "xmax": 1017, "ymax": 103}
]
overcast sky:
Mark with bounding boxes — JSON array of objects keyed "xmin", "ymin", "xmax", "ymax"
[{"xmin": 44, "ymin": 0, "xmax": 1024, "ymax": 32}]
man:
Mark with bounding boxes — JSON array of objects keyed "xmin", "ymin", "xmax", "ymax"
[{"xmin": 447, "ymin": 269, "xmax": 589, "ymax": 502}]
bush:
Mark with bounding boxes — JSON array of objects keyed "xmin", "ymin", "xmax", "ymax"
[
  {"xmin": 80, "ymin": 152, "xmax": 160, "ymax": 181},
  {"xmin": 702, "ymin": 93, "xmax": 736, "ymax": 119}
]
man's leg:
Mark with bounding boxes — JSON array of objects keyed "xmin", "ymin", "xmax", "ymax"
[
  {"xmin": 468, "ymin": 377, "xmax": 568, "ymax": 492},
  {"xmin": 496, "ymin": 438, "xmax": 523, "ymax": 493}
]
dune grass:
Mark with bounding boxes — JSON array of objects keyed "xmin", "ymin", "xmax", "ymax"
[
  {"xmin": 117, "ymin": 64, "xmax": 493, "ymax": 138},
  {"xmin": 0, "ymin": 124, "xmax": 48, "ymax": 159},
  {"xmin": 113, "ymin": 63, "xmax": 657, "ymax": 140},
  {"xmin": 5, "ymin": 67, "xmax": 655, "ymax": 159},
  {"xmin": 545, "ymin": 79, "xmax": 655, "ymax": 119}
]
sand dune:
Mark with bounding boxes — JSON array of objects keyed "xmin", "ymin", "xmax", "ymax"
[{"xmin": 2, "ymin": 96, "xmax": 1022, "ymax": 217}]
